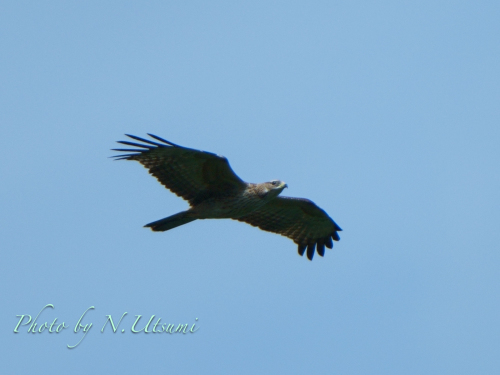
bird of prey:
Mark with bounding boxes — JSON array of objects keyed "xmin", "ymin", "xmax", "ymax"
[{"xmin": 112, "ymin": 134, "xmax": 341, "ymax": 260}]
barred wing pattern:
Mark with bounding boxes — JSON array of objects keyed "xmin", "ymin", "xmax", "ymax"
[
  {"xmin": 112, "ymin": 134, "xmax": 247, "ymax": 206},
  {"xmin": 236, "ymin": 197, "xmax": 342, "ymax": 260}
]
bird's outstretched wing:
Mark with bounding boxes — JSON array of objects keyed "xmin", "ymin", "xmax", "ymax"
[
  {"xmin": 112, "ymin": 134, "xmax": 246, "ymax": 206},
  {"xmin": 236, "ymin": 196, "xmax": 342, "ymax": 260}
]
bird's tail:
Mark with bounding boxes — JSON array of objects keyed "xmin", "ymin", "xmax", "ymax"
[{"xmin": 144, "ymin": 211, "xmax": 196, "ymax": 232}]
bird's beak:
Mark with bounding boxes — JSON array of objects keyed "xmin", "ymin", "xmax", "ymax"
[{"xmin": 283, "ymin": 183, "xmax": 288, "ymax": 189}]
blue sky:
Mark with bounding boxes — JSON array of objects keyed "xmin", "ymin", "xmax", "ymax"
[{"xmin": 1, "ymin": 1, "xmax": 499, "ymax": 374}]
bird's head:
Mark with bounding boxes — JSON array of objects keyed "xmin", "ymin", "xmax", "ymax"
[
  {"xmin": 269, "ymin": 179, "xmax": 288, "ymax": 189},
  {"xmin": 259, "ymin": 179, "xmax": 287, "ymax": 199}
]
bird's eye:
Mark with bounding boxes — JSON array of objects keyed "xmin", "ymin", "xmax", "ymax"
[{"xmin": 272, "ymin": 181, "xmax": 277, "ymax": 186}]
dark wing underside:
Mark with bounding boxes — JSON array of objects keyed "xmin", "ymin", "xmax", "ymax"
[
  {"xmin": 236, "ymin": 196, "xmax": 342, "ymax": 260},
  {"xmin": 112, "ymin": 134, "xmax": 247, "ymax": 206}
]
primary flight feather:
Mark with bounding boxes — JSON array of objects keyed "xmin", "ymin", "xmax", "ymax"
[{"xmin": 112, "ymin": 134, "xmax": 341, "ymax": 260}]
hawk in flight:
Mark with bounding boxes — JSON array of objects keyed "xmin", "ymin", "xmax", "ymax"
[{"xmin": 113, "ymin": 134, "xmax": 342, "ymax": 260}]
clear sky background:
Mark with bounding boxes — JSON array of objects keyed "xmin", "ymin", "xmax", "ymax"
[{"xmin": 1, "ymin": 1, "xmax": 499, "ymax": 374}]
